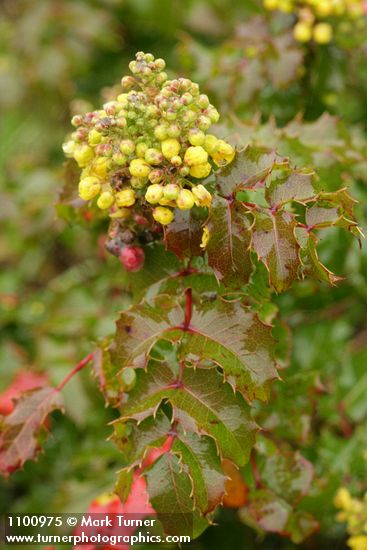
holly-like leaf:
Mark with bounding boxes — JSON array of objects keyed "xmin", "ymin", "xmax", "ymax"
[
  {"xmin": 113, "ymin": 295, "xmax": 278, "ymax": 402},
  {"xmin": 119, "ymin": 360, "xmax": 257, "ymax": 466},
  {"xmin": 0, "ymin": 387, "xmax": 64, "ymax": 476},
  {"xmin": 216, "ymin": 147, "xmax": 276, "ymax": 197},
  {"xmin": 239, "ymin": 489, "xmax": 318, "ymax": 544},
  {"xmin": 266, "ymin": 170, "xmax": 315, "ymax": 207},
  {"xmin": 206, "ymin": 196, "xmax": 253, "ymax": 287},
  {"xmin": 252, "ymin": 209, "xmax": 300, "ymax": 293},
  {"xmin": 164, "ymin": 209, "xmax": 204, "ymax": 260},
  {"xmin": 145, "ymin": 453, "xmax": 210, "ymax": 537}
]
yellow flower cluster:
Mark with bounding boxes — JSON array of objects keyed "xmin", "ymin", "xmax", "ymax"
[
  {"xmin": 264, "ymin": 0, "xmax": 366, "ymax": 43},
  {"xmin": 63, "ymin": 52, "xmax": 235, "ymax": 226},
  {"xmin": 335, "ymin": 488, "xmax": 367, "ymax": 550}
]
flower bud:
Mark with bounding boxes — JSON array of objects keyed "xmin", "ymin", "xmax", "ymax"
[
  {"xmin": 177, "ymin": 189, "xmax": 195, "ymax": 210},
  {"xmin": 121, "ymin": 367, "xmax": 137, "ymax": 391},
  {"xmin": 74, "ymin": 144, "xmax": 94, "ymax": 167},
  {"xmin": 119, "ymin": 139, "xmax": 135, "ymax": 155},
  {"xmin": 78, "ymin": 177, "xmax": 101, "ymax": 200},
  {"xmin": 179, "ymin": 166, "xmax": 190, "ymax": 177},
  {"xmin": 154, "ymin": 125, "xmax": 168, "ymax": 141},
  {"xmin": 119, "ymin": 247, "xmax": 145, "ymax": 272},
  {"xmin": 136, "ymin": 142, "xmax": 148, "ymax": 158},
  {"xmin": 112, "ymin": 152, "xmax": 127, "ymax": 166},
  {"xmin": 121, "ymin": 76, "xmax": 136, "ymax": 90},
  {"xmin": 184, "ymin": 146, "xmax": 208, "ymax": 166},
  {"xmin": 153, "ymin": 206, "xmax": 174, "ymax": 225},
  {"xmin": 203, "ymin": 134, "xmax": 218, "ymax": 154},
  {"xmin": 200, "ymin": 226, "xmax": 210, "ymax": 249},
  {"xmin": 88, "ymin": 129, "xmax": 102, "ymax": 146},
  {"xmin": 145, "ymin": 148, "xmax": 164, "ymax": 165},
  {"xmin": 293, "ymin": 21, "xmax": 312, "ymax": 42},
  {"xmin": 313, "ymin": 22, "xmax": 333, "ymax": 44},
  {"xmin": 115, "ymin": 188, "xmax": 136, "ymax": 207},
  {"xmin": 92, "ymin": 157, "xmax": 111, "ymax": 178},
  {"xmin": 188, "ymin": 129, "xmax": 205, "ymax": 146},
  {"xmin": 161, "ymin": 138, "xmax": 181, "ymax": 160},
  {"xmin": 62, "ymin": 140, "xmax": 76, "ymax": 157},
  {"xmin": 189, "ymin": 163, "xmax": 212, "ymax": 179},
  {"xmin": 148, "ymin": 169, "xmax": 164, "ymax": 184},
  {"xmin": 97, "ymin": 191, "xmax": 114, "ymax": 210},
  {"xmin": 163, "ymin": 183, "xmax": 180, "ymax": 200},
  {"xmin": 192, "ymin": 184, "xmax": 212, "ymax": 207},
  {"xmin": 145, "ymin": 184, "xmax": 164, "ymax": 204},
  {"xmin": 129, "ymin": 158, "xmax": 151, "ymax": 178}
]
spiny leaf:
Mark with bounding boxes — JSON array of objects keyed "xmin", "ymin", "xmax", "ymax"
[
  {"xmin": 164, "ymin": 209, "xmax": 204, "ymax": 260},
  {"xmin": 216, "ymin": 146, "xmax": 276, "ymax": 197},
  {"xmin": 119, "ymin": 361, "xmax": 257, "ymax": 466},
  {"xmin": 145, "ymin": 453, "xmax": 210, "ymax": 537},
  {"xmin": 266, "ymin": 170, "xmax": 315, "ymax": 207},
  {"xmin": 113, "ymin": 295, "xmax": 278, "ymax": 401},
  {"xmin": 0, "ymin": 387, "xmax": 64, "ymax": 477},
  {"xmin": 93, "ymin": 345, "xmax": 123, "ymax": 407},
  {"xmin": 252, "ymin": 209, "xmax": 300, "ymax": 293},
  {"xmin": 206, "ymin": 196, "xmax": 253, "ymax": 287}
]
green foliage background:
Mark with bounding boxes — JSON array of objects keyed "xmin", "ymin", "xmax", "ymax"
[{"xmin": 1, "ymin": 0, "xmax": 367, "ymax": 548}]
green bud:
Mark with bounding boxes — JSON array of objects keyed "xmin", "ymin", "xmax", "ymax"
[{"xmin": 121, "ymin": 367, "xmax": 137, "ymax": 392}]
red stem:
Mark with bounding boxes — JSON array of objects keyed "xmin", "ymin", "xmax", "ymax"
[
  {"xmin": 184, "ymin": 288, "xmax": 192, "ymax": 330},
  {"xmin": 250, "ymin": 451, "xmax": 262, "ymax": 489},
  {"xmin": 56, "ymin": 352, "xmax": 95, "ymax": 392}
]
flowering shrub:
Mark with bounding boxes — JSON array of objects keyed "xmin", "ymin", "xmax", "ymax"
[{"xmin": 335, "ymin": 488, "xmax": 367, "ymax": 550}]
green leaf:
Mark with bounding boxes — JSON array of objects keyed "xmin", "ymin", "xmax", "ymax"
[
  {"xmin": 113, "ymin": 296, "xmax": 278, "ymax": 401},
  {"xmin": 93, "ymin": 346, "xmax": 122, "ymax": 407},
  {"xmin": 216, "ymin": 147, "xmax": 276, "ymax": 197},
  {"xmin": 164, "ymin": 209, "xmax": 204, "ymax": 260},
  {"xmin": 0, "ymin": 387, "xmax": 64, "ymax": 477},
  {"xmin": 119, "ymin": 361, "xmax": 257, "ymax": 466},
  {"xmin": 145, "ymin": 453, "xmax": 210, "ymax": 537},
  {"xmin": 206, "ymin": 196, "xmax": 253, "ymax": 287},
  {"xmin": 252, "ymin": 209, "xmax": 300, "ymax": 293},
  {"xmin": 266, "ymin": 170, "xmax": 315, "ymax": 206},
  {"xmin": 114, "ymin": 469, "xmax": 134, "ymax": 504}
]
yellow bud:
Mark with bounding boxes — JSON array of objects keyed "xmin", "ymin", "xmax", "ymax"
[
  {"xmin": 136, "ymin": 143, "xmax": 148, "ymax": 158},
  {"xmin": 188, "ymin": 129, "xmax": 205, "ymax": 146},
  {"xmin": 264, "ymin": 0, "xmax": 279, "ymax": 9},
  {"xmin": 176, "ymin": 189, "xmax": 195, "ymax": 210},
  {"xmin": 88, "ymin": 129, "xmax": 102, "ymax": 146},
  {"xmin": 74, "ymin": 144, "xmax": 94, "ymax": 167},
  {"xmin": 145, "ymin": 184, "xmax": 164, "ymax": 204},
  {"xmin": 184, "ymin": 146, "xmax": 208, "ymax": 166},
  {"xmin": 97, "ymin": 191, "xmax": 114, "ymax": 210},
  {"xmin": 313, "ymin": 22, "xmax": 332, "ymax": 44},
  {"xmin": 200, "ymin": 226, "xmax": 210, "ymax": 249},
  {"xmin": 192, "ymin": 184, "xmax": 212, "ymax": 207},
  {"xmin": 171, "ymin": 155, "xmax": 182, "ymax": 167},
  {"xmin": 161, "ymin": 138, "xmax": 181, "ymax": 160},
  {"xmin": 92, "ymin": 157, "xmax": 111, "ymax": 178},
  {"xmin": 203, "ymin": 134, "xmax": 219, "ymax": 154},
  {"xmin": 117, "ymin": 93, "xmax": 128, "ymax": 106},
  {"xmin": 347, "ymin": 536, "xmax": 367, "ymax": 550},
  {"xmin": 129, "ymin": 158, "xmax": 151, "ymax": 178},
  {"xmin": 145, "ymin": 148, "xmax": 164, "ymax": 165},
  {"xmin": 163, "ymin": 184, "xmax": 180, "ymax": 200},
  {"xmin": 78, "ymin": 177, "xmax": 101, "ymax": 200},
  {"xmin": 153, "ymin": 206, "xmax": 174, "ymax": 225},
  {"xmin": 62, "ymin": 140, "xmax": 76, "ymax": 157},
  {"xmin": 189, "ymin": 163, "xmax": 212, "ymax": 179},
  {"xmin": 115, "ymin": 188, "xmax": 136, "ymax": 207},
  {"xmin": 334, "ymin": 488, "xmax": 352, "ymax": 510},
  {"xmin": 293, "ymin": 21, "xmax": 313, "ymax": 42},
  {"xmin": 110, "ymin": 207, "xmax": 131, "ymax": 219}
]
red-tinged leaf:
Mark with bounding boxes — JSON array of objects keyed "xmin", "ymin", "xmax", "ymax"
[
  {"xmin": 0, "ymin": 387, "xmax": 64, "ymax": 476},
  {"xmin": 93, "ymin": 346, "xmax": 122, "ymax": 407},
  {"xmin": 216, "ymin": 147, "xmax": 276, "ymax": 197},
  {"xmin": 266, "ymin": 170, "xmax": 315, "ymax": 207},
  {"xmin": 119, "ymin": 360, "xmax": 257, "ymax": 466},
  {"xmin": 0, "ymin": 370, "xmax": 48, "ymax": 416},
  {"xmin": 113, "ymin": 296, "xmax": 278, "ymax": 402},
  {"xmin": 145, "ymin": 452, "xmax": 209, "ymax": 537},
  {"xmin": 114, "ymin": 412, "xmax": 226, "ymax": 515},
  {"xmin": 304, "ymin": 232, "xmax": 343, "ymax": 285},
  {"xmin": 306, "ymin": 205, "xmax": 341, "ymax": 229},
  {"xmin": 206, "ymin": 196, "xmax": 253, "ymax": 287},
  {"xmin": 239, "ymin": 489, "xmax": 318, "ymax": 543},
  {"xmin": 164, "ymin": 209, "xmax": 204, "ymax": 260},
  {"xmin": 252, "ymin": 209, "xmax": 300, "ymax": 293}
]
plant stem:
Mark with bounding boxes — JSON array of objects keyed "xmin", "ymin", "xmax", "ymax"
[
  {"xmin": 184, "ymin": 287, "xmax": 192, "ymax": 330},
  {"xmin": 56, "ymin": 352, "xmax": 95, "ymax": 392}
]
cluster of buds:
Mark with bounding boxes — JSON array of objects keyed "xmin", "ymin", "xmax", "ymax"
[
  {"xmin": 63, "ymin": 51, "xmax": 235, "ymax": 231},
  {"xmin": 264, "ymin": 0, "xmax": 367, "ymax": 43},
  {"xmin": 335, "ymin": 488, "xmax": 367, "ymax": 550}
]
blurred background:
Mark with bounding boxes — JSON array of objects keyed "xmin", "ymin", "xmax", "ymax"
[{"xmin": 1, "ymin": 1, "xmax": 367, "ymax": 548}]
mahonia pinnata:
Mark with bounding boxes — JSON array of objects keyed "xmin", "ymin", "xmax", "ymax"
[
  {"xmin": 63, "ymin": 51, "xmax": 234, "ymax": 228},
  {"xmin": 335, "ymin": 488, "xmax": 367, "ymax": 550},
  {"xmin": 264, "ymin": 0, "xmax": 367, "ymax": 43}
]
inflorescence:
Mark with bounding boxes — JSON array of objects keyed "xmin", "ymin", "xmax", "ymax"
[
  {"xmin": 264, "ymin": 0, "xmax": 367, "ymax": 43},
  {"xmin": 63, "ymin": 52, "xmax": 235, "ymax": 228}
]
